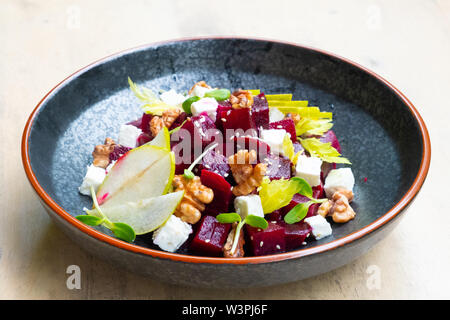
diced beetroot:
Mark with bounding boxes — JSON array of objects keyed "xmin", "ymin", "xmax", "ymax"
[
  {"xmin": 180, "ymin": 114, "xmax": 218, "ymax": 148},
  {"xmin": 293, "ymin": 142, "xmax": 304, "ymax": 154},
  {"xmin": 168, "ymin": 112, "xmax": 188, "ymax": 131},
  {"xmin": 234, "ymin": 136, "xmax": 271, "ymax": 162},
  {"xmin": 189, "ymin": 215, "xmax": 231, "ymax": 256},
  {"xmin": 264, "ymin": 154, "xmax": 292, "ymax": 180},
  {"xmin": 245, "ymin": 223, "xmax": 286, "ymax": 256},
  {"xmin": 200, "ymin": 170, "xmax": 232, "ymax": 215},
  {"xmin": 251, "ymin": 93, "xmax": 269, "ymax": 129},
  {"xmin": 320, "ymin": 130, "xmax": 341, "ymax": 153},
  {"xmin": 279, "ymin": 221, "xmax": 312, "ymax": 250},
  {"xmin": 140, "ymin": 113, "xmax": 153, "ymax": 135},
  {"xmin": 198, "ymin": 150, "xmax": 230, "ymax": 178},
  {"xmin": 269, "ymin": 119, "xmax": 297, "ymax": 143},
  {"xmin": 220, "ymin": 107, "xmax": 257, "ymax": 133},
  {"xmin": 109, "ymin": 145, "xmax": 132, "ymax": 162},
  {"xmin": 215, "ymin": 104, "xmax": 232, "ymax": 130},
  {"xmin": 266, "ymin": 209, "xmax": 283, "ymax": 222},
  {"xmin": 312, "ymin": 182, "xmax": 325, "ymax": 199},
  {"xmin": 136, "ymin": 133, "xmax": 152, "ymax": 146}
]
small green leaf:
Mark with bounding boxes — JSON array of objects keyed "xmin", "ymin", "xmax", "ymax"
[
  {"xmin": 169, "ymin": 120, "xmax": 187, "ymax": 134},
  {"xmin": 183, "ymin": 169, "xmax": 195, "ymax": 180},
  {"xmin": 244, "ymin": 215, "xmax": 268, "ymax": 229},
  {"xmin": 75, "ymin": 215, "xmax": 104, "ymax": 226},
  {"xmin": 216, "ymin": 213, "xmax": 241, "ymax": 224},
  {"xmin": 204, "ymin": 89, "xmax": 231, "ymax": 101},
  {"xmin": 291, "ymin": 177, "xmax": 313, "ymax": 199},
  {"xmin": 182, "ymin": 96, "xmax": 200, "ymax": 114},
  {"xmin": 110, "ymin": 222, "xmax": 136, "ymax": 243},
  {"xmin": 284, "ymin": 201, "xmax": 314, "ymax": 224}
]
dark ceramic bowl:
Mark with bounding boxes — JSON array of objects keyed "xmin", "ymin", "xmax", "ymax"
[{"xmin": 22, "ymin": 37, "xmax": 430, "ymax": 288}]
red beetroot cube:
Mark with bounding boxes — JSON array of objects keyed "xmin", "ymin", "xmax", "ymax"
[
  {"xmin": 200, "ymin": 170, "xmax": 232, "ymax": 215},
  {"xmin": 266, "ymin": 209, "xmax": 283, "ymax": 222},
  {"xmin": 178, "ymin": 114, "xmax": 218, "ymax": 148},
  {"xmin": 189, "ymin": 215, "xmax": 231, "ymax": 256},
  {"xmin": 269, "ymin": 119, "xmax": 297, "ymax": 143},
  {"xmin": 216, "ymin": 104, "xmax": 232, "ymax": 130},
  {"xmin": 246, "ymin": 223, "xmax": 286, "ymax": 256},
  {"xmin": 140, "ymin": 113, "xmax": 153, "ymax": 135},
  {"xmin": 220, "ymin": 107, "xmax": 257, "ymax": 133},
  {"xmin": 320, "ymin": 130, "xmax": 341, "ymax": 153},
  {"xmin": 109, "ymin": 145, "xmax": 132, "ymax": 162},
  {"xmin": 234, "ymin": 136, "xmax": 271, "ymax": 162},
  {"xmin": 278, "ymin": 221, "xmax": 312, "ymax": 250},
  {"xmin": 264, "ymin": 154, "xmax": 292, "ymax": 180},
  {"xmin": 136, "ymin": 133, "xmax": 152, "ymax": 146},
  {"xmin": 199, "ymin": 150, "xmax": 230, "ymax": 178},
  {"xmin": 251, "ymin": 93, "xmax": 269, "ymax": 129}
]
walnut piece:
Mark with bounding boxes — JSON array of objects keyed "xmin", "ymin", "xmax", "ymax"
[
  {"xmin": 172, "ymin": 175, "xmax": 214, "ymax": 224},
  {"xmin": 230, "ymin": 90, "xmax": 254, "ymax": 109},
  {"xmin": 228, "ymin": 149, "xmax": 267, "ymax": 196},
  {"xmin": 92, "ymin": 138, "xmax": 116, "ymax": 168},
  {"xmin": 318, "ymin": 188, "xmax": 356, "ymax": 223},
  {"xmin": 188, "ymin": 81, "xmax": 211, "ymax": 95},
  {"xmin": 150, "ymin": 108, "xmax": 181, "ymax": 137},
  {"xmin": 223, "ymin": 222, "xmax": 245, "ymax": 258},
  {"xmin": 286, "ymin": 113, "xmax": 301, "ymax": 124},
  {"xmin": 330, "ymin": 190, "xmax": 356, "ymax": 223}
]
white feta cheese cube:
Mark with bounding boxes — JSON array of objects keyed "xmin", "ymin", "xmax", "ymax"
[
  {"xmin": 118, "ymin": 124, "xmax": 142, "ymax": 148},
  {"xmin": 190, "ymin": 84, "xmax": 214, "ymax": 98},
  {"xmin": 295, "ymin": 155, "xmax": 323, "ymax": 187},
  {"xmin": 234, "ymin": 195, "xmax": 265, "ymax": 219},
  {"xmin": 190, "ymin": 97, "xmax": 219, "ymax": 121},
  {"xmin": 152, "ymin": 215, "xmax": 193, "ymax": 252},
  {"xmin": 304, "ymin": 215, "xmax": 332, "ymax": 240},
  {"xmin": 269, "ymin": 107, "xmax": 285, "ymax": 123},
  {"xmin": 324, "ymin": 168, "xmax": 355, "ymax": 198},
  {"xmin": 79, "ymin": 164, "xmax": 106, "ymax": 196},
  {"xmin": 160, "ymin": 89, "xmax": 185, "ymax": 107},
  {"xmin": 260, "ymin": 129, "xmax": 287, "ymax": 155}
]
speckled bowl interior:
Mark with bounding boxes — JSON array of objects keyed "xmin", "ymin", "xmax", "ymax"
[{"xmin": 25, "ymin": 39, "xmax": 427, "ymax": 281}]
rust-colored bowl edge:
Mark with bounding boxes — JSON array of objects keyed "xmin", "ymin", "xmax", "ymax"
[{"xmin": 21, "ymin": 36, "xmax": 431, "ymax": 265}]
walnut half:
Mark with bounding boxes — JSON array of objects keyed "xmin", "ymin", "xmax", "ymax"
[
  {"xmin": 150, "ymin": 108, "xmax": 181, "ymax": 137},
  {"xmin": 228, "ymin": 150, "xmax": 267, "ymax": 196},
  {"xmin": 92, "ymin": 138, "xmax": 116, "ymax": 168},
  {"xmin": 172, "ymin": 175, "xmax": 214, "ymax": 224},
  {"xmin": 317, "ymin": 188, "xmax": 356, "ymax": 223},
  {"xmin": 230, "ymin": 90, "xmax": 254, "ymax": 109}
]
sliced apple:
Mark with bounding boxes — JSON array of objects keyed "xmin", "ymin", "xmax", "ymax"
[
  {"xmin": 146, "ymin": 126, "xmax": 170, "ymax": 150},
  {"xmin": 87, "ymin": 191, "xmax": 184, "ymax": 235},
  {"xmin": 97, "ymin": 144, "xmax": 174, "ymax": 207}
]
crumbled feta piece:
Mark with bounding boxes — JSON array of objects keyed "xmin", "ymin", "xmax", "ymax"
[
  {"xmin": 234, "ymin": 195, "xmax": 265, "ymax": 219},
  {"xmin": 304, "ymin": 215, "xmax": 332, "ymax": 240},
  {"xmin": 190, "ymin": 84, "xmax": 214, "ymax": 98},
  {"xmin": 160, "ymin": 89, "xmax": 185, "ymax": 107},
  {"xmin": 260, "ymin": 129, "xmax": 287, "ymax": 155},
  {"xmin": 152, "ymin": 215, "xmax": 192, "ymax": 252},
  {"xmin": 294, "ymin": 155, "xmax": 323, "ymax": 187},
  {"xmin": 191, "ymin": 97, "xmax": 219, "ymax": 121},
  {"xmin": 118, "ymin": 124, "xmax": 142, "ymax": 148},
  {"xmin": 324, "ymin": 168, "xmax": 355, "ymax": 198},
  {"xmin": 78, "ymin": 164, "xmax": 106, "ymax": 196},
  {"xmin": 269, "ymin": 107, "xmax": 285, "ymax": 123}
]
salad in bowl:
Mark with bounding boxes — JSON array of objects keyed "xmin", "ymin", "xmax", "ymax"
[{"xmin": 76, "ymin": 79, "xmax": 357, "ymax": 258}]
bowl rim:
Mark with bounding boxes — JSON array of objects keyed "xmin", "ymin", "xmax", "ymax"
[{"xmin": 21, "ymin": 36, "xmax": 431, "ymax": 265}]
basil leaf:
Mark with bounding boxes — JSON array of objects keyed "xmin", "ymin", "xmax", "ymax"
[
  {"xmin": 244, "ymin": 215, "xmax": 268, "ymax": 229},
  {"xmin": 291, "ymin": 177, "xmax": 313, "ymax": 198},
  {"xmin": 204, "ymin": 89, "xmax": 231, "ymax": 101},
  {"xmin": 284, "ymin": 201, "xmax": 314, "ymax": 224},
  {"xmin": 110, "ymin": 222, "xmax": 136, "ymax": 243},
  {"xmin": 216, "ymin": 213, "xmax": 241, "ymax": 224},
  {"xmin": 75, "ymin": 215, "xmax": 104, "ymax": 226},
  {"xmin": 182, "ymin": 96, "xmax": 200, "ymax": 114}
]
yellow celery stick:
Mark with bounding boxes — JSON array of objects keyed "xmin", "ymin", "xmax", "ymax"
[
  {"xmin": 268, "ymin": 100, "xmax": 308, "ymax": 107},
  {"xmin": 246, "ymin": 89, "xmax": 261, "ymax": 95},
  {"xmin": 265, "ymin": 94, "xmax": 293, "ymax": 101}
]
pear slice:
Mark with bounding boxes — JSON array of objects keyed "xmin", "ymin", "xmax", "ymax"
[
  {"xmin": 146, "ymin": 126, "xmax": 171, "ymax": 150},
  {"xmin": 97, "ymin": 144, "xmax": 173, "ymax": 207},
  {"xmin": 87, "ymin": 191, "xmax": 184, "ymax": 235}
]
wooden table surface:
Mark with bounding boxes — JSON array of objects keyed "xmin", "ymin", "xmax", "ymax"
[{"xmin": 1, "ymin": 0, "xmax": 449, "ymax": 299}]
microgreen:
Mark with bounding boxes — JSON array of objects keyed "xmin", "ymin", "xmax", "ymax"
[
  {"xmin": 182, "ymin": 96, "xmax": 200, "ymax": 114},
  {"xmin": 284, "ymin": 201, "xmax": 315, "ymax": 224},
  {"xmin": 75, "ymin": 186, "xmax": 136, "ymax": 243},
  {"xmin": 204, "ymin": 89, "xmax": 231, "ymax": 101},
  {"xmin": 169, "ymin": 120, "xmax": 187, "ymax": 134},
  {"xmin": 183, "ymin": 142, "xmax": 219, "ymax": 179},
  {"xmin": 216, "ymin": 213, "xmax": 268, "ymax": 255}
]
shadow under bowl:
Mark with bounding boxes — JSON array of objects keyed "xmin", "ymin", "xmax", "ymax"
[{"xmin": 22, "ymin": 37, "xmax": 430, "ymax": 288}]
